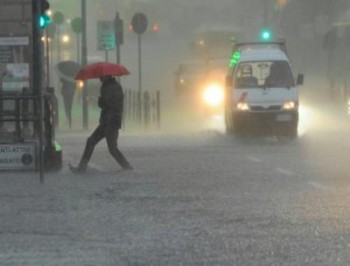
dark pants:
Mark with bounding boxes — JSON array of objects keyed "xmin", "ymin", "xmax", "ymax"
[
  {"xmin": 78, "ymin": 123, "xmax": 131, "ymax": 170},
  {"xmin": 63, "ymin": 94, "xmax": 74, "ymax": 129}
]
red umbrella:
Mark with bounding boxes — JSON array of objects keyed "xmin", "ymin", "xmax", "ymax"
[{"xmin": 75, "ymin": 62, "xmax": 130, "ymax": 80}]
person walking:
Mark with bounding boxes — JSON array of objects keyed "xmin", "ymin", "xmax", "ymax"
[
  {"xmin": 69, "ymin": 75, "xmax": 132, "ymax": 173},
  {"xmin": 60, "ymin": 78, "xmax": 76, "ymax": 129}
]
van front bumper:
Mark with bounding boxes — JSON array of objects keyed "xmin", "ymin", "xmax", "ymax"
[{"xmin": 233, "ymin": 110, "xmax": 298, "ymax": 134}]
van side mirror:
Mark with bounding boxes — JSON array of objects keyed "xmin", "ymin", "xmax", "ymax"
[
  {"xmin": 226, "ymin": 76, "xmax": 233, "ymax": 87},
  {"xmin": 296, "ymin": 74, "xmax": 304, "ymax": 86}
]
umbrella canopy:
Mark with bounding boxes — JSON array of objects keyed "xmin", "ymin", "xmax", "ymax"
[
  {"xmin": 55, "ymin": 61, "xmax": 81, "ymax": 83},
  {"xmin": 75, "ymin": 62, "xmax": 130, "ymax": 80}
]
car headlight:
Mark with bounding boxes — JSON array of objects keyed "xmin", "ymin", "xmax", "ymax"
[
  {"xmin": 203, "ymin": 84, "xmax": 224, "ymax": 107},
  {"xmin": 236, "ymin": 102, "xmax": 250, "ymax": 111},
  {"xmin": 282, "ymin": 101, "xmax": 297, "ymax": 110}
]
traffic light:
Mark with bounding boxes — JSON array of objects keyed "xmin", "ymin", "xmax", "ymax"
[
  {"xmin": 39, "ymin": 0, "xmax": 51, "ymax": 28},
  {"xmin": 260, "ymin": 29, "xmax": 272, "ymax": 41}
]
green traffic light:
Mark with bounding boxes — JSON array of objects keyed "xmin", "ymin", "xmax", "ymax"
[
  {"xmin": 261, "ymin": 29, "xmax": 272, "ymax": 41},
  {"xmin": 39, "ymin": 14, "xmax": 51, "ymax": 28},
  {"xmin": 229, "ymin": 51, "xmax": 241, "ymax": 68}
]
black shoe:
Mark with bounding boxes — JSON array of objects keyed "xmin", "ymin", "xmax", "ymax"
[
  {"xmin": 122, "ymin": 165, "xmax": 133, "ymax": 171},
  {"xmin": 69, "ymin": 164, "xmax": 86, "ymax": 174}
]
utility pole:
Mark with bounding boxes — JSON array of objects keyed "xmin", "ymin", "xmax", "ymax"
[{"xmin": 32, "ymin": 0, "xmax": 45, "ymax": 183}]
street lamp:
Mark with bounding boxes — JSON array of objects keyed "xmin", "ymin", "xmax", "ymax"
[{"xmin": 62, "ymin": 34, "xmax": 70, "ymax": 43}]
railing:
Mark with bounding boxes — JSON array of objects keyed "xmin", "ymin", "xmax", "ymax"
[
  {"xmin": 0, "ymin": 92, "xmax": 38, "ymax": 142},
  {"xmin": 0, "ymin": 89, "xmax": 60, "ymax": 172},
  {"xmin": 124, "ymin": 89, "xmax": 161, "ymax": 130}
]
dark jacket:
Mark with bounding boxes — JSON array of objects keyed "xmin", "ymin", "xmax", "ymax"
[{"xmin": 98, "ymin": 77, "xmax": 124, "ymax": 128}]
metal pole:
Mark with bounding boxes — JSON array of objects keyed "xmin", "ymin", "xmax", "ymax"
[
  {"xmin": 77, "ymin": 33, "xmax": 80, "ymax": 64},
  {"xmin": 327, "ymin": 1, "xmax": 335, "ymax": 99},
  {"xmin": 116, "ymin": 43, "xmax": 120, "ymax": 82},
  {"xmin": 57, "ymin": 27, "xmax": 61, "ymax": 63},
  {"xmin": 116, "ymin": 43, "xmax": 120, "ymax": 65},
  {"xmin": 49, "ymin": 35, "xmax": 53, "ymax": 87},
  {"xmin": 81, "ymin": 0, "xmax": 88, "ymax": 129},
  {"xmin": 156, "ymin": 90, "xmax": 160, "ymax": 129},
  {"xmin": 328, "ymin": 45, "xmax": 333, "ymax": 100},
  {"xmin": 115, "ymin": 12, "xmax": 121, "ymax": 65},
  {"xmin": 32, "ymin": 0, "xmax": 44, "ymax": 183},
  {"xmin": 138, "ymin": 33, "xmax": 142, "ymax": 122},
  {"xmin": 45, "ymin": 29, "xmax": 50, "ymax": 87},
  {"xmin": 138, "ymin": 34, "xmax": 142, "ymax": 93},
  {"xmin": 114, "ymin": 12, "xmax": 122, "ymax": 82}
]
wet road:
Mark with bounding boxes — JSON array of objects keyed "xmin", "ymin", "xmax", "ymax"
[{"xmin": 1, "ymin": 106, "xmax": 350, "ymax": 265}]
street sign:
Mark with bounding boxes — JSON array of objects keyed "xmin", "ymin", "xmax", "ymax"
[
  {"xmin": 0, "ymin": 37, "xmax": 30, "ymax": 92},
  {"xmin": 97, "ymin": 21, "xmax": 116, "ymax": 51},
  {"xmin": 0, "ymin": 143, "xmax": 36, "ymax": 170},
  {"xmin": 53, "ymin": 11, "xmax": 64, "ymax": 25},
  {"xmin": 131, "ymin": 13, "xmax": 148, "ymax": 35},
  {"xmin": 71, "ymin": 17, "xmax": 82, "ymax": 34}
]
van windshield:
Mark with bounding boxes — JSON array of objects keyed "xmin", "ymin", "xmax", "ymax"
[{"xmin": 235, "ymin": 60, "xmax": 295, "ymax": 88}]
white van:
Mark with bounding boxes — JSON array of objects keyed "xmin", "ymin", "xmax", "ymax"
[{"xmin": 225, "ymin": 42, "xmax": 304, "ymax": 139}]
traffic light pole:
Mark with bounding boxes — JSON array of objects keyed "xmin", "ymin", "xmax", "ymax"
[
  {"xmin": 45, "ymin": 28, "xmax": 50, "ymax": 87},
  {"xmin": 32, "ymin": 0, "xmax": 45, "ymax": 183}
]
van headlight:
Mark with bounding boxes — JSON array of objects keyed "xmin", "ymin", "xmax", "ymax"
[
  {"xmin": 203, "ymin": 84, "xmax": 224, "ymax": 107},
  {"xmin": 236, "ymin": 102, "xmax": 250, "ymax": 111},
  {"xmin": 282, "ymin": 101, "xmax": 297, "ymax": 110}
]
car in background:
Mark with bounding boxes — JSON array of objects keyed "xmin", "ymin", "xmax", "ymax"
[
  {"xmin": 174, "ymin": 61, "xmax": 206, "ymax": 96},
  {"xmin": 174, "ymin": 59, "xmax": 228, "ymax": 116}
]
